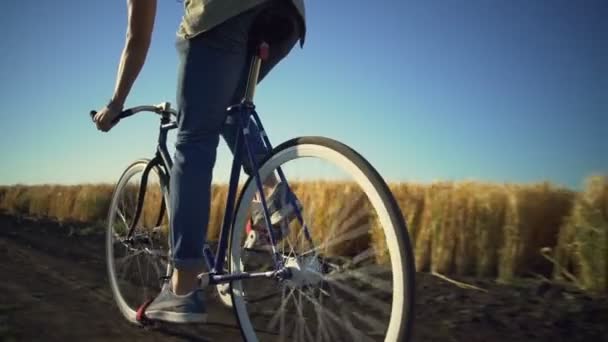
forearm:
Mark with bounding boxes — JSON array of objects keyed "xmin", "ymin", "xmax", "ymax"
[
  {"xmin": 109, "ymin": 0, "xmax": 157, "ymax": 108},
  {"xmin": 111, "ymin": 39, "xmax": 151, "ymax": 107}
]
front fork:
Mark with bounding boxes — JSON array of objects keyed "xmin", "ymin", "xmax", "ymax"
[{"xmin": 125, "ymin": 154, "xmax": 167, "ymax": 242}]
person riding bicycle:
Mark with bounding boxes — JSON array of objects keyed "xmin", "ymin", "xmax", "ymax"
[{"xmin": 93, "ymin": 0, "xmax": 305, "ymax": 323}]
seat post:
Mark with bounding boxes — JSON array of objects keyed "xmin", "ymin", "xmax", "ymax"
[{"xmin": 243, "ymin": 42, "xmax": 270, "ymax": 103}]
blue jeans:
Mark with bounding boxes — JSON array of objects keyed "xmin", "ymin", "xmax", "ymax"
[{"xmin": 170, "ymin": 5, "xmax": 300, "ymax": 270}]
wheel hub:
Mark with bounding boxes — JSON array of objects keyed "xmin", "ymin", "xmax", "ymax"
[{"xmin": 283, "ymin": 255, "xmax": 324, "ymax": 288}]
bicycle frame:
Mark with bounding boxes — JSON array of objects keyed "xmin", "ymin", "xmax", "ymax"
[
  {"xmin": 122, "ymin": 111, "xmax": 174, "ymax": 242},
  {"xmin": 124, "ymin": 46, "xmax": 315, "ymax": 287},
  {"xmin": 134, "ymin": 103, "xmax": 301, "ymax": 285},
  {"xmin": 126, "ymin": 106, "xmax": 308, "ymax": 285},
  {"xmin": 206, "ymin": 102, "xmax": 287, "ymax": 284},
  {"xmin": 205, "ymin": 101, "xmax": 317, "ymax": 285}
]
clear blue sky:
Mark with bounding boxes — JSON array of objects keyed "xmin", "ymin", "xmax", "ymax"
[{"xmin": 0, "ymin": 0, "xmax": 606, "ymax": 189}]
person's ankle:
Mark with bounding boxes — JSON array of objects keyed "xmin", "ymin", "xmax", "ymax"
[
  {"xmin": 172, "ymin": 269, "xmax": 201, "ymax": 295},
  {"xmin": 173, "ymin": 286, "xmax": 196, "ymax": 296}
]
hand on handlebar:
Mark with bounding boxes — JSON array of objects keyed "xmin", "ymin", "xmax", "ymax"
[
  {"xmin": 89, "ymin": 102, "xmax": 175, "ymax": 131},
  {"xmin": 93, "ymin": 104, "xmax": 122, "ymax": 132}
]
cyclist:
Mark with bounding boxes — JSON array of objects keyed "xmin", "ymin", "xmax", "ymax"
[{"xmin": 93, "ymin": 0, "xmax": 305, "ymax": 323}]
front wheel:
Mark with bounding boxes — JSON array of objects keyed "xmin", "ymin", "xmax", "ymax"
[
  {"xmin": 228, "ymin": 137, "xmax": 415, "ymax": 341},
  {"xmin": 106, "ymin": 159, "xmax": 172, "ymax": 323}
]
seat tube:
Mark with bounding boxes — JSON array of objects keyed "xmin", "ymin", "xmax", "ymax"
[
  {"xmin": 240, "ymin": 112, "xmax": 284, "ymax": 269},
  {"xmin": 243, "ymin": 42, "xmax": 269, "ymax": 103},
  {"xmin": 213, "ymin": 118, "xmax": 244, "ymax": 273}
]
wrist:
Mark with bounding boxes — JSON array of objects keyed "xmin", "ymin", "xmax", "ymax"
[{"xmin": 107, "ymin": 97, "xmax": 125, "ymax": 112}]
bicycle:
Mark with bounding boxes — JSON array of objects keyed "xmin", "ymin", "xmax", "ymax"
[{"xmin": 91, "ymin": 41, "xmax": 415, "ymax": 342}]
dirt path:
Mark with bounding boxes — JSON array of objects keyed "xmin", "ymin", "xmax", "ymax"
[
  {"xmin": 0, "ymin": 215, "xmax": 244, "ymax": 342},
  {"xmin": 0, "ymin": 214, "xmax": 606, "ymax": 341}
]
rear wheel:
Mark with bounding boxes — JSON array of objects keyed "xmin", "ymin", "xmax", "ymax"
[
  {"xmin": 229, "ymin": 137, "xmax": 415, "ymax": 341},
  {"xmin": 106, "ymin": 159, "xmax": 172, "ymax": 323}
]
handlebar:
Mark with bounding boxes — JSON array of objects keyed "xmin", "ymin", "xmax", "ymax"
[
  {"xmin": 89, "ymin": 102, "xmax": 177, "ymax": 125},
  {"xmin": 89, "ymin": 108, "xmax": 133, "ymax": 125}
]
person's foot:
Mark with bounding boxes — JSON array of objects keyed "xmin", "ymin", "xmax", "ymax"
[
  {"xmin": 249, "ymin": 182, "xmax": 302, "ymax": 245},
  {"xmin": 144, "ymin": 284, "xmax": 207, "ymax": 324}
]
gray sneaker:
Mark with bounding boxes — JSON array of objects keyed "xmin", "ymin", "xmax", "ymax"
[
  {"xmin": 250, "ymin": 182, "xmax": 302, "ymax": 239},
  {"xmin": 144, "ymin": 285, "xmax": 207, "ymax": 324}
]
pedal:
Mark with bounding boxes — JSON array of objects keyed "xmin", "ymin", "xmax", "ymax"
[{"xmin": 135, "ymin": 298, "xmax": 154, "ymax": 325}]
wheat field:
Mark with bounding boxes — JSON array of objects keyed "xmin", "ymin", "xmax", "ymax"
[{"xmin": 1, "ymin": 175, "xmax": 606, "ymax": 292}]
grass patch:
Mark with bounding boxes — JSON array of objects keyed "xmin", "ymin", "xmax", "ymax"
[{"xmin": 1, "ymin": 176, "xmax": 605, "ymax": 292}]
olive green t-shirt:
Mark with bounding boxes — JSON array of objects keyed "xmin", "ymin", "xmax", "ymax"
[{"xmin": 178, "ymin": 0, "xmax": 306, "ymax": 45}]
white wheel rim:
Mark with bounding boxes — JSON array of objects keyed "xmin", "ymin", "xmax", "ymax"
[
  {"xmin": 230, "ymin": 143, "xmax": 406, "ymax": 341},
  {"xmin": 106, "ymin": 162, "xmax": 171, "ymax": 323}
]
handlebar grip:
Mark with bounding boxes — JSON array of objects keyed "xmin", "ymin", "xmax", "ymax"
[{"xmin": 89, "ymin": 110, "xmax": 126, "ymax": 124}]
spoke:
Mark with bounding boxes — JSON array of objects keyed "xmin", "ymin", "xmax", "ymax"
[
  {"xmin": 280, "ymin": 286, "xmax": 292, "ymax": 342},
  {"xmin": 114, "ymin": 209, "xmax": 129, "ymax": 237},
  {"xmin": 293, "ymin": 289, "xmax": 315, "ymax": 342},
  {"xmin": 144, "ymin": 251, "xmax": 152, "ymax": 290},
  {"xmin": 319, "ymin": 295, "xmax": 342, "ymax": 342},
  {"xmin": 296, "ymin": 209, "xmax": 315, "ymax": 254},
  {"xmin": 129, "ymin": 183, "xmax": 139, "ymax": 218},
  {"xmin": 281, "ymin": 229, "xmax": 297, "ymax": 260},
  {"xmin": 299, "ymin": 289, "xmax": 375, "ymax": 342},
  {"xmin": 287, "ymin": 211, "xmax": 304, "ymax": 257},
  {"xmin": 267, "ymin": 285, "xmax": 296, "ymax": 332},
  {"xmin": 327, "ymin": 280, "xmax": 365, "ymax": 341},
  {"xmin": 118, "ymin": 249, "xmax": 136, "ymax": 282},
  {"xmin": 114, "ymin": 244, "xmax": 143, "ymax": 279},
  {"xmin": 119, "ymin": 195, "xmax": 127, "ymax": 226},
  {"xmin": 134, "ymin": 253, "xmax": 146, "ymax": 299},
  {"xmin": 324, "ymin": 247, "xmax": 378, "ymax": 277},
  {"xmin": 352, "ymin": 247, "xmax": 377, "ymax": 266},
  {"xmin": 146, "ymin": 256, "xmax": 163, "ymax": 283},
  {"xmin": 295, "ymin": 208, "xmax": 315, "ymax": 252},
  {"xmin": 280, "ymin": 225, "xmax": 287, "ymax": 259},
  {"xmin": 329, "ymin": 283, "xmax": 378, "ymax": 342},
  {"xmin": 289, "ymin": 200, "xmax": 317, "ymax": 256},
  {"xmin": 318, "ymin": 205, "xmax": 339, "ymax": 255},
  {"xmin": 113, "ymin": 232, "xmax": 122, "ymax": 241},
  {"xmin": 338, "ymin": 198, "xmax": 369, "ymax": 233},
  {"xmin": 315, "ymin": 279, "xmax": 389, "ymax": 336},
  {"xmin": 284, "ymin": 206, "xmax": 310, "ymax": 259},
  {"xmin": 315, "ymin": 288, "xmax": 332, "ymax": 342},
  {"xmin": 120, "ymin": 190, "xmax": 132, "ymax": 225},
  {"xmin": 351, "ymin": 311, "xmax": 388, "ymax": 337},
  {"xmin": 323, "ymin": 276, "xmax": 390, "ymax": 315},
  {"xmin": 117, "ymin": 209, "xmax": 128, "ymax": 227},
  {"xmin": 116, "ymin": 250, "xmax": 145, "ymax": 264},
  {"xmin": 244, "ymin": 290, "xmax": 283, "ymax": 304},
  {"xmin": 143, "ymin": 247, "xmax": 167, "ymax": 258},
  {"xmin": 315, "ymin": 194, "xmax": 367, "ymax": 254},
  {"xmin": 303, "ymin": 223, "xmax": 371, "ymax": 256},
  {"xmin": 345, "ymin": 262, "xmax": 389, "ymax": 276},
  {"xmin": 328, "ymin": 269, "xmax": 392, "ymax": 293},
  {"xmin": 123, "ymin": 183, "xmax": 139, "ymax": 227}
]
